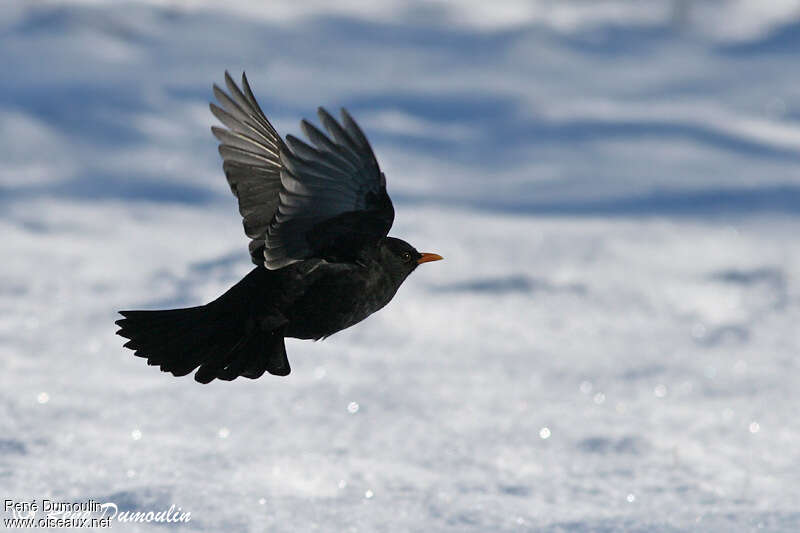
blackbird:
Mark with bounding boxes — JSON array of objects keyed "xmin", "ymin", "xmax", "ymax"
[{"xmin": 116, "ymin": 72, "xmax": 442, "ymax": 383}]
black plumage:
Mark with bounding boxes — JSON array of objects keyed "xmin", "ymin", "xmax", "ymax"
[{"xmin": 116, "ymin": 72, "xmax": 442, "ymax": 383}]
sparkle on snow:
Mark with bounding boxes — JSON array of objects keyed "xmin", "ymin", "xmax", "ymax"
[{"xmin": 593, "ymin": 393, "xmax": 606, "ymax": 405}]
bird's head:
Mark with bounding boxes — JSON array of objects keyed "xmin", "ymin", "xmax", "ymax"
[{"xmin": 379, "ymin": 237, "xmax": 443, "ymax": 282}]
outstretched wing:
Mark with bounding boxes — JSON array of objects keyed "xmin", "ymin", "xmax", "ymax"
[
  {"xmin": 211, "ymin": 71, "xmax": 285, "ymax": 264},
  {"xmin": 265, "ymin": 107, "xmax": 394, "ymax": 269},
  {"xmin": 212, "ymin": 72, "xmax": 394, "ymax": 270}
]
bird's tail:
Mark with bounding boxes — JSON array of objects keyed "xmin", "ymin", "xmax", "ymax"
[{"xmin": 115, "ymin": 268, "xmax": 290, "ymax": 383}]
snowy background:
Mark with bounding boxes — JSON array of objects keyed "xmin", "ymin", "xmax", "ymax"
[{"xmin": 2, "ymin": 1, "xmax": 800, "ymax": 531}]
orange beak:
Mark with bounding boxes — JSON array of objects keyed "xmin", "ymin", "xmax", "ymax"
[{"xmin": 417, "ymin": 252, "xmax": 443, "ymax": 265}]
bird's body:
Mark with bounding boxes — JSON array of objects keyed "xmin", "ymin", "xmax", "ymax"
[
  {"xmin": 116, "ymin": 72, "xmax": 441, "ymax": 383},
  {"xmin": 282, "ymin": 250, "xmax": 404, "ymax": 340},
  {"xmin": 232, "ymin": 239, "xmax": 416, "ymax": 342}
]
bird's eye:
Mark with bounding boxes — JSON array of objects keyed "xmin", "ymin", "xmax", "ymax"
[{"xmin": 401, "ymin": 251, "xmax": 412, "ymax": 262}]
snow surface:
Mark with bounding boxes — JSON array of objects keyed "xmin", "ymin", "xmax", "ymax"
[{"xmin": 2, "ymin": 1, "xmax": 800, "ymax": 531}]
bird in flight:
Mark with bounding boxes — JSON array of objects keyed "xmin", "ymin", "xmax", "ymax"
[{"xmin": 116, "ymin": 72, "xmax": 442, "ymax": 383}]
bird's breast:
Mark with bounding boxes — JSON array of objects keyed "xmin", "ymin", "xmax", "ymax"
[{"xmin": 283, "ymin": 262, "xmax": 399, "ymax": 340}]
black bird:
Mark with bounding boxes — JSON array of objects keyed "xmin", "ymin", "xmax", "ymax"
[{"xmin": 115, "ymin": 72, "xmax": 443, "ymax": 383}]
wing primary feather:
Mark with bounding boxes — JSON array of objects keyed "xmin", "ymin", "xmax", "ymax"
[
  {"xmin": 281, "ymin": 173, "xmax": 359, "ymax": 199},
  {"xmin": 285, "ymin": 134, "xmax": 354, "ymax": 176},
  {"xmin": 317, "ymin": 107, "xmax": 364, "ymax": 161},
  {"xmin": 212, "ymin": 127, "xmax": 279, "ymax": 158},
  {"xmin": 279, "ymin": 151, "xmax": 359, "ymax": 191},
  {"xmin": 241, "ymin": 72, "xmax": 282, "ymax": 140},
  {"xmin": 222, "ymin": 71, "xmax": 255, "ymax": 116},
  {"xmin": 210, "ymin": 103, "xmax": 281, "ymax": 152},
  {"xmin": 212, "ymin": 85, "xmax": 273, "ymax": 139},
  {"xmin": 340, "ymin": 108, "xmax": 371, "ymax": 150},
  {"xmin": 223, "ymin": 71, "xmax": 282, "ymax": 141},
  {"xmin": 299, "ymin": 120, "xmax": 360, "ymax": 173},
  {"xmin": 220, "ymin": 145, "xmax": 282, "ymax": 168}
]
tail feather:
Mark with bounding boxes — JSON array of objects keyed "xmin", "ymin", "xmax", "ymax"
[
  {"xmin": 116, "ymin": 268, "xmax": 290, "ymax": 383},
  {"xmin": 215, "ymin": 335, "xmax": 260, "ymax": 382},
  {"xmin": 264, "ymin": 326, "xmax": 290, "ymax": 376},
  {"xmin": 193, "ymin": 335, "xmax": 248, "ymax": 384},
  {"xmin": 238, "ymin": 325, "xmax": 290, "ymax": 379}
]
